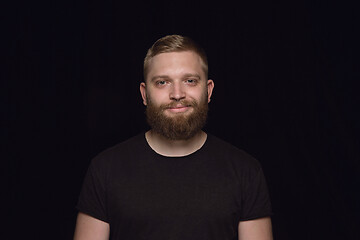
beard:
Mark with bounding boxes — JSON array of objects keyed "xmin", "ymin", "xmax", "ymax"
[{"xmin": 145, "ymin": 95, "xmax": 209, "ymax": 141}]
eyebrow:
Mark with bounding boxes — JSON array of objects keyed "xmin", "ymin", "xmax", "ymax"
[
  {"xmin": 150, "ymin": 73, "xmax": 201, "ymax": 82},
  {"xmin": 150, "ymin": 75, "xmax": 170, "ymax": 82},
  {"xmin": 183, "ymin": 73, "xmax": 201, "ymax": 79}
]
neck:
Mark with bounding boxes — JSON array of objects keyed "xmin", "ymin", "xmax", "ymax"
[{"xmin": 145, "ymin": 130, "xmax": 207, "ymax": 157}]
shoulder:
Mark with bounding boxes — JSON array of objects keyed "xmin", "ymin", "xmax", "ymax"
[
  {"xmin": 89, "ymin": 132, "xmax": 146, "ymax": 169},
  {"xmin": 205, "ymin": 134, "xmax": 263, "ymax": 172}
]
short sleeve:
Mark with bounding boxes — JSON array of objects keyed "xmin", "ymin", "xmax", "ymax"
[
  {"xmin": 76, "ymin": 159, "xmax": 109, "ymax": 223},
  {"xmin": 240, "ymin": 167, "xmax": 272, "ymax": 221}
]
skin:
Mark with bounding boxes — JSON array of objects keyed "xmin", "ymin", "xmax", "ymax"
[
  {"xmin": 238, "ymin": 217, "xmax": 273, "ymax": 240},
  {"xmin": 140, "ymin": 51, "xmax": 214, "ymax": 157},
  {"xmin": 73, "ymin": 212, "xmax": 109, "ymax": 240},
  {"xmin": 74, "ymin": 50, "xmax": 273, "ymax": 240}
]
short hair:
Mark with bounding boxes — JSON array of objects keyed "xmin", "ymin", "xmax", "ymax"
[{"xmin": 143, "ymin": 35, "xmax": 208, "ymax": 81}]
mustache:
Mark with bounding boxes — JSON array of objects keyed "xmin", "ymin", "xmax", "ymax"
[{"xmin": 161, "ymin": 100, "xmax": 197, "ymax": 109}]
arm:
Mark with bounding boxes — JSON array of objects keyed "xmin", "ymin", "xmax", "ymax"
[
  {"xmin": 238, "ymin": 217, "xmax": 273, "ymax": 240},
  {"xmin": 74, "ymin": 212, "xmax": 110, "ymax": 240}
]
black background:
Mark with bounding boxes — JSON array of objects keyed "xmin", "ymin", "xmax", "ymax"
[{"xmin": 3, "ymin": 0, "xmax": 359, "ymax": 239}]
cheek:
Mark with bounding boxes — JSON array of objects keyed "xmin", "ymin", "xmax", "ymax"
[
  {"xmin": 146, "ymin": 90, "xmax": 168, "ymax": 106},
  {"xmin": 188, "ymin": 88, "xmax": 208, "ymax": 102}
]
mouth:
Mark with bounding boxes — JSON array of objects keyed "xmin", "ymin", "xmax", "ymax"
[{"xmin": 166, "ymin": 104, "xmax": 192, "ymax": 113}]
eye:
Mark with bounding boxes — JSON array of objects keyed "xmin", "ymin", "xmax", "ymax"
[
  {"xmin": 186, "ymin": 79, "xmax": 197, "ymax": 84},
  {"xmin": 156, "ymin": 80, "xmax": 167, "ymax": 86}
]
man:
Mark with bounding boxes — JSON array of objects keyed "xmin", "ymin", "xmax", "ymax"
[{"xmin": 74, "ymin": 35, "xmax": 273, "ymax": 240}]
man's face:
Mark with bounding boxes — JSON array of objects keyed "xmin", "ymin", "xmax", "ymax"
[{"xmin": 140, "ymin": 51, "xmax": 214, "ymax": 140}]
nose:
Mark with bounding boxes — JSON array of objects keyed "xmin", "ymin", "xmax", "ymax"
[{"xmin": 169, "ymin": 81, "xmax": 186, "ymax": 101}]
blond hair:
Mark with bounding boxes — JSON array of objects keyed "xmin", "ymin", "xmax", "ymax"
[{"xmin": 143, "ymin": 35, "xmax": 208, "ymax": 81}]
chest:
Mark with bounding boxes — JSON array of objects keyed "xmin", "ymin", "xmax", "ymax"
[{"xmin": 106, "ymin": 158, "xmax": 241, "ymax": 225}]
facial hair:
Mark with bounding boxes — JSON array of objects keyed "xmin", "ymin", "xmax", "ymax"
[{"xmin": 145, "ymin": 94, "xmax": 208, "ymax": 141}]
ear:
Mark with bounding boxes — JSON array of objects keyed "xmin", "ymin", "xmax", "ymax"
[
  {"xmin": 140, "ymin": 82, "xmax": 147, "ymax": 106},
  {"xmin": 206, "ymin": 79, "xmax": 214, "ymax": 103}
]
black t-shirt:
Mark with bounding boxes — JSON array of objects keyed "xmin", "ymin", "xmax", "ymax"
[{"xmin": 77, "ymin": 133, "xmax": 272, "ymax": 240}]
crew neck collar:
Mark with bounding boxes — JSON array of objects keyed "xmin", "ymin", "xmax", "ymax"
[{"xmin": 142, "ymin": 132, "xmax": 209, "ymax": 158}]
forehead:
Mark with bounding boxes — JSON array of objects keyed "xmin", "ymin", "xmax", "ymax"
[{"xmin": 147, "ymin": 51, "xmax": 205, "ymax": 79}]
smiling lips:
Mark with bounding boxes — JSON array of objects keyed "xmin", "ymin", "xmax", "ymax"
[{"xmin": 166, "ymin": 104, "xmax": 191, "ymax": 113}]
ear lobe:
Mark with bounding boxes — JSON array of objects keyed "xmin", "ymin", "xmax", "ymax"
[{"xmin": 140, "ymin": 82, "xmax": 147, "ymax": 106}]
